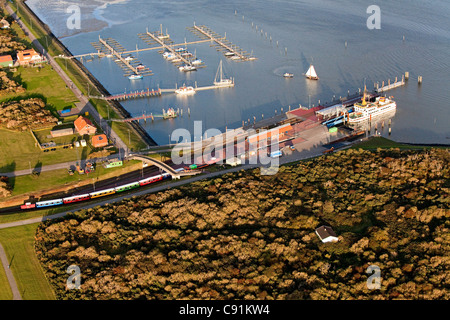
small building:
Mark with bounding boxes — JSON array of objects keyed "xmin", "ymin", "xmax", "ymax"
[
  {"xmin": 92, "ymin": 134, "xmax": 108, "ymax": 148},
  {"xmin": 74, "ymin": 116, "xmax": 97, "ymax": 135},
  {"xmin": 16, "ymin": 49, "xmax": 42, "ymax": 66},
  {"xmin": 0, "ymin": 55, "xmax": 13, "ymax": 68},
  {"xmin": 0, "ymin": 18, "xmax": 10, "ymax": 29},
  {"xmin": 50, "ymin": 128, "xmax": 74, "ymax": 138},
  {"xmin": 315, "ymin": 225, "xmax": 339, "ymax": 243},
  {"xmin": 80, "ymin": 139, "xmax": 87, "ymax": 147}
]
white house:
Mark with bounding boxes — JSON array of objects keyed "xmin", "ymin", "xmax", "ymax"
[{"xmin": 315, "ymin": 225, "xmax": 339, "ymax": 243}]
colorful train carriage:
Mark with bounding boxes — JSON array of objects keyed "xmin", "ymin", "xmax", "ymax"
[
  {"xmin": 63, "ymin": 194, "xmax": 91, "ymax": 204},
  {"xmin": 115, "ymin": 182, "xmax": 140, "ymax": 193},
  {"xmin": 89, "ymin": 188, "xmax": 116, "ymax": 199},
  {"xmin": 138, "ymin": 174, "xmax": 163, "ymax": 186},
  {"xmin": 36, "ymin": 199, "xmax": 64, "ymax": 208}
]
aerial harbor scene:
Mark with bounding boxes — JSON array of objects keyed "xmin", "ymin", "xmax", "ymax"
[{"xmin": 0, "ymin": 0, "xmax": 448, "ymax": 308}]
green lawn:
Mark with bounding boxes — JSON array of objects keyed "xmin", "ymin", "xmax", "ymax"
[
  {"xmin": 0, "ymin": 128, "xmax": 87, "ymax": 172},
  {"xmin": 1, "ymin": 64, "xmax": 79, "ymax": 113},
  {"xmin": 0, "ymin": 223, "xmax": 56, "ymax": 300}
]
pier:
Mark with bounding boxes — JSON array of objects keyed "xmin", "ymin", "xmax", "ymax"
[
  {"xmin": 188, "ymin": 24, "xmax": 257, "ymax": 61},
  {"xmin": 91, "ymin": 36, "xmax": 153, "ymax": 78},
  {"xmin": 376, "ymin": 76, "xmax": 406, "ymax": 93},
  {"xmin": 90, "ymin": 80, "xmax": 234, "ymax": 101},
  {"xmin": 89, "ymin": 88, "xmax": 162, "ymax": 101}
]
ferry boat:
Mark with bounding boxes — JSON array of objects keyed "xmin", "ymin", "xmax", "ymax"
[
  {"xmin": 128, "ymin": 74, "xmax": 143, "ymax": 80},
  {"xmin": 213, "ymin": 60, "xmax": 234, "ymax": 87},
  {"xmin": 175, "ymin": 86, "xmax": 196, "ymax": 95},
  {"xmin": 283, "ymin": 72, "xmax": 294, "ymax": 78},
  {"xmin": 348, "ymin": 88, "xmax": 396, "ymax": 124}
]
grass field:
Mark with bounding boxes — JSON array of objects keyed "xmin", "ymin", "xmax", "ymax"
[
  {"xmin": 0, "ymin": 128, "xmax": 87, "ymax": 172},
  {"xmin": 0, "ymin": 223, "xmax": 56, "ymax": 300},
  {"xmin": 1, "ymin": 65, "xmax": 79, "ymax": 113}
]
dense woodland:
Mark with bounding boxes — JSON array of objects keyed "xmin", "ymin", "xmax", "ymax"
[
  {"xmin": 35, "ymin": 148, "xmax": 449, "ymax": 300},
  {"xmin": 0, "ymin": 70, "xmax": 25, "ymax": 95}
]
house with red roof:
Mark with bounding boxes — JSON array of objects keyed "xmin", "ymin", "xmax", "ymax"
[{"xmin": 74, "ymin": 116, "xmax": 97, "ymax": 136}]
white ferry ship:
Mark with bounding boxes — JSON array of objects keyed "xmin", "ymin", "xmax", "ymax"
[{"xmin": 348, "ymin": 88, "xmax": 396, "ymax": 124}]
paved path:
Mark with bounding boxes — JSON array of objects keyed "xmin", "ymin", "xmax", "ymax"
[{"xmin": 0, "ymin": 242, "xmax": 22, "ymax": 300}]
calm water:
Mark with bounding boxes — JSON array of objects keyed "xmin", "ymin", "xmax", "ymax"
[{"xmin": 28, "ymin": 0, "xmax": 450, "ymax": 145}]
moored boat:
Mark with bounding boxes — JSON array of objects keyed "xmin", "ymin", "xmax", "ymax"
[
  {"xmin": 213, "ymin": 60, "xmax": 234, "ymax": 87},
  {"xmin": 178, "ymin": 65, "xmax": 197, "ymax": 72},
  {"xmin": 348, "ymin": 88, "xmax": 396, "ymax": 124},
  {"xmin": 175, "ymin": 86, "xmax": 196, "ymax": 95},
  {"xmin": 128, "ymin": 74, "xmax": 143, "ymax": 80}
]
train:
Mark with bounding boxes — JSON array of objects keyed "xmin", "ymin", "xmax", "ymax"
[
  {"xmin": 20, "ymin": 169, "xmax": 186, "ymax": 211},
  {"xmin": 19, "ymin": 162, "xmax": 217, "ymax": 211}
]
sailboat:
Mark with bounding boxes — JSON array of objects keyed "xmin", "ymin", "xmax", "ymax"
[
  {"xmin": 305, "ymin": 64, "xmax": 319, "ymax": 80},
  {"xmin": 214, "ymin": 60, "xmax": 234, "ymax": 87}
]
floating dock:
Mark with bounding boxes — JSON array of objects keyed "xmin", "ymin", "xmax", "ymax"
[
  {"xmin": 90, "ymin": 36, "xmax": 153, "ymax": 78},
  {"xmin": 188, "ymin": 24, "xmax": 257, "ymax": 61}
]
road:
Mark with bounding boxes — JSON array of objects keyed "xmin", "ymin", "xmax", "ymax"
[
  {"xmin": 5, "ymin": 3, "xmax": 128, "ymax": 155},
  {"xmin": 0, "ymin": 243, "xmax": 22, "ymax": 300}
]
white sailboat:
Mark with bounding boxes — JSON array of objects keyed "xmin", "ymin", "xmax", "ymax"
[
  {"xmin": 305, "ymin": 64, "xmax": 319, "ymax": 80},
  {"xmin": 214, "ymin": 60, "xmax": 234, "ymax": 87}
]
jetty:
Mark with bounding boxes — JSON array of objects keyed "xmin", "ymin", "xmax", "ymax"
[
  {"xmin": 89, "ymin": 88, "xmax": 162, "ymax": 101},
  {"xmin": 188, "ymin": 24, "xmax": 257, "ymax": 61},
  {"xmin": 376, "ymin": 76, "xmax": 406, "ymax": 93},
  {"xmin": 108, "ymin": 108, "xmax": 180, "ymax": 123}
]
